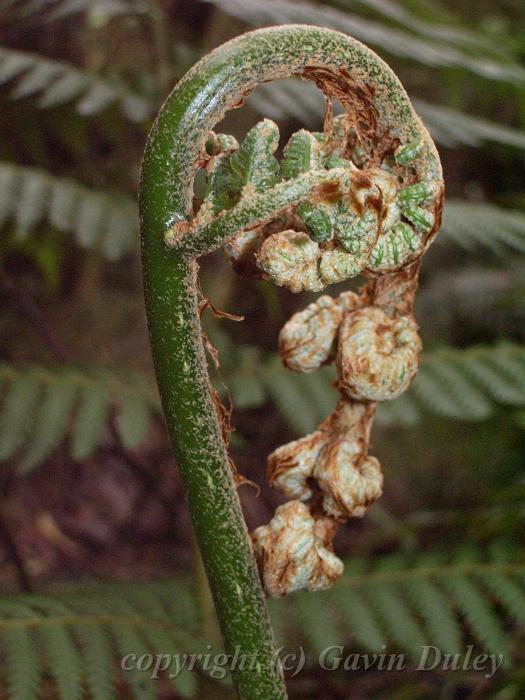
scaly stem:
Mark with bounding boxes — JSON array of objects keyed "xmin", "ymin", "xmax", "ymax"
[
  {"xmin": 166, "ymin": 167, "xmax": 353, "ymax": 255},
  {"xmin": 140, "ymin": 25, "xmax": 440, "ymax": 700}
]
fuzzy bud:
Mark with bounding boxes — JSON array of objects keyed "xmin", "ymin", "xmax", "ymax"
[
  {"xmin": 279, "ymin": 295, "xmax": 343, "ymax": 373},
  {"xmin": 337, "ymin": 307, "xmax": 421, "ymax": 402},
  {"xmin": 252, "ymin": 501, "xmax": 343, "ymax": 597},
  {"xmin": 257, "ymin": 230, "xmax": 323, "ymax": 293}
]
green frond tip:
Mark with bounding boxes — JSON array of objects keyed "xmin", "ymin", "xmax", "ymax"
[
  {"xmin": 230, "ymin": 119, "xmax": 280, "ymax": 194},
  {"xmin": 204, "ymin": 134, "xmax": 240, "ymax": 214},
  {"xmin": 281, "ymin": 129, "xmax": 321, "ymax": 180},
  {"xmin": 297, "ymin": 202, "xmax": 334, "ymax": 243},
  {"xmin": 280, "ymin": 129, "xmax": 336, "ymax": 243}
]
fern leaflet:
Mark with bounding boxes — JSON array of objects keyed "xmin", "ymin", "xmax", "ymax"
[
  {"xmin": 0, "ymin": 46, "xmax": 151, "ymax": 121},
  {"xmin": 0, "ymin": 162, "xmax": 138, "ymax": 260}
]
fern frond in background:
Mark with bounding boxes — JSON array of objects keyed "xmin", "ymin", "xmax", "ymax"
[
  {"xmin": 0, "ymin": 47, "xmax": 151, "ymax": 121},
  {"xmin": 206, "ymin": 0, "xmax": 525, "ymax": 83},
  {"xmin": 0, "ymin": 544, "xmax": 522, "ymax": 699},
  {"xmin": 416, "ymin": 266, "xmax": 525, "ymax": 340},
  {"xmin": 0, "ymin": 580, "xmax": 202, "ymax": 700},
  {"xmin": 1, "ymin": 342, "xmax": 524, "ymax": 473},
  {"xmin": 14, "ymin": 0, "xmax": 147, "ymax": 22},
  {"xmin": 278, "ymin": 545, "xmax": 525, "ymax": 663},
  {"xmin": 254, "ymin": 343, "xmax": 525, "ymax": 432},
  {"xmin": 0, "ymin": 163, "xmax": 137, "ymax": 259},
  {"xmin": 413, "ymin": 99, "xmax": 525, "ymax": 150},
  {"xmin": 442, "ymin": 201, "xmax": 525, "ymax": 257},
  {"xmin": 332, "ymin": 0, "xmax": 510, "ymax": 57},
  {"xmin": 0, "ymin": 364, "xmax": 159, "ymax": 471}
]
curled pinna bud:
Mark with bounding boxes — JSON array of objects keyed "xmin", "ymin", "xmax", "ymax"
[
  {"xmin": 337, "ymin": 290, "xmax": 362, "ymax": 312},
  {"xmin": 302, "ymin": 399, "xmax": 383, "ymax": 520},
  {"xmin": 319, "ymin": 244, "xmax": 367, "ymax": 284},
  {"xmin": 334, "ymin": 204, "xmax": 380, "ymax": 256},
  {"xmin": 268, "ymin": 397, "xmax": 383, "ymax": 521},
  {"xmin": 367, "ymin": 222, "xmax": 421, "ymax": 272},
  {"xmin": 279, "ymin": 295, "xmax": 344, "ymax": 372},
  {"xmin": 257, "ymin": 230, "xmax": 323, "ymax": 292},
  {"xmin": 297, "ymin": 202, "xmax": 334, "ymax": 244},
  {"xmin": 316, "ymin": 442, "xmax": 383, "ymax": 519},
  {"xmin": 337, "ymin": 306, "xmax": 421, "ymax": 402},
  {"xmin": 268, "ymin": 429, "xmax": 330, "ymax": 500},
  {"xmin": 223, "ymin": 228, "xmax": 265, "ymax": 278},
  {"xmin": 252, "ymin": 500, "xmax": 343, "ymax": 597}
]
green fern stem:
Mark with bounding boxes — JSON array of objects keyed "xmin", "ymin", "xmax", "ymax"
[
  {"xmin": 140, "ymin": 25, "xmax": 436, "ymax": 700},
  {"xmin": 166, "ymin": 166, "xmax": 354, "ymax": 255}
]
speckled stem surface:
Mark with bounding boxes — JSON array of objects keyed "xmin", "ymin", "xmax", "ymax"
[{"xmin": 140, "ymin": 25, "xmax": 439, "ymax": 700}]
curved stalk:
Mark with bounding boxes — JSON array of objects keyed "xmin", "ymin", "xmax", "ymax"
[{"xmin": 140, "ymin": 25, "xmax": 441, "ymax": 700}]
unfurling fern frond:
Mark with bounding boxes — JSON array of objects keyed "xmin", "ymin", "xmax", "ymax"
[
  {"xmin": 0, "ymin": 163, "xmax": 137, "ymax": 259},
  {"xmin": 206, "ymin": 0, "xmax": 525, "ymax": 84},
  {"xmin": 0, "ymin": 47, "xmax": 151, "ymax": 121},
  {"xmin": 0, "ymin": 581, "xmax": 203, "ymax": 700},
  {"xmin": 0, "ymin": 365, "xmax": 160, "ymax": 472}
]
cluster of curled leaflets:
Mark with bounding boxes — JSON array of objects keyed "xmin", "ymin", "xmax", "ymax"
[{"xmin": 191, "ymin": 110, "xmax": 443, "ymax": 598}]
